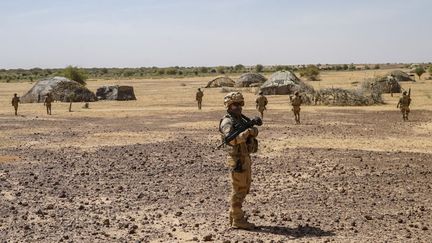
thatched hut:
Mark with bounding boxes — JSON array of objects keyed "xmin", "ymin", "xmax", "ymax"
[
  {"xmin": 96, "ymin": 85, "xmax": 136, "ymax": 101},
  {"xmin": 21, "ymin": 77, "xmax": 96, "ymax": 103},
  {"xmin": 235, "ymin": 73, "xmax": 267, "ymax": 87},
  {"xmin": 205, "ymin": 76, "xmax": 235, "ymax": 88},
  {"xmin": 388, "ymin": 70, "xmax": 414, "ymax": 82},
  {"xmin": 260, "ymin": 71, "xmax": 301, "ymax": 95}
]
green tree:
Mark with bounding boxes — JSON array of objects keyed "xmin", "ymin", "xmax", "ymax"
[
  {"xmin": 428, "ymin": 66, "xmax": 432, "ymax": 76},
  {"xmin": 216, "ymin": 66, "xmax": 225, "ymax": 74},
  {"xmin": 299, "ymin": 65, "xmax": 320, "ymax": 81},
  {"xmin": 199, "ymin": 67, "xmax": 208, "ymax": 74},
  {"xmin": 255, "ymin": 64, "xmax": 264, "ymax": 73},
  {"xmin": 374, "ymin": 64, "xmax": 380, "ymax": 69},
  {"xmin": 414, "ymin": 66, "xmax": 426, "ymax": 80},
  {"xmin": 234, "ymin": 64, "xmax": 245, "ymax": 72},
  {"xmin": 63, "ymin": 66, "xmax": 87, "ymax": 85},
  {"xmin": 166, "ymin": 68, "xmax": 177, "ymax": 75}
]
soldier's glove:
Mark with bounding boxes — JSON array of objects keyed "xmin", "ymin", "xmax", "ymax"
[
  {"xmin": 238, "ymin": 129, "xmax": 251, "ymax": 143},
  {"xmin": 251, "ymin": 116, "xmax": 263, "ymax": 126}
]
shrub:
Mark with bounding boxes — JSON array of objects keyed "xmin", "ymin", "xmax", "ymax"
[
  {"xmin": 299, "ymin": 65, "xmax": 320, "ymax": 81},
  {"xmin": 414, "ymin": 66, "xmax": 426, "ymax": 80},
  {"xmin": 255, "ymin": 64, "xmax": 264, "ymax": 73},
  {"xmin": 63, "ymin": 66, "xmax": 87, "ymax": 85}
]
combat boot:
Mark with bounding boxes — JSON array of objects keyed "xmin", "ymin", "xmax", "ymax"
[{"xmin": 232, "ymin": 217, "xmax": 255, "ymax": 230}]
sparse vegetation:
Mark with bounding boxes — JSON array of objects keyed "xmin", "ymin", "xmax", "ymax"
[
  {"xmin": 63, "ymin": 66, "xmax": 88, "ymax": 85},
  {"xmin": 255, "ymin": 64, "xmax": 264, "ymax": 73},
  {"xmin": 299, "ymin": 65, "xmax": 320, "ymax": 81},
  {"xmin": 415, "ymin": 66, "xmax": 426, "ymax": 80},
  {"xmin": 0, "ymin": 63, "xmax": 422, "ymax": 83}
]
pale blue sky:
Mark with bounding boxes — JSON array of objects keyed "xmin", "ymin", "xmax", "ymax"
[{"xmin": 0, "ymin": 0, "xmax": 431, "ymax": 68}]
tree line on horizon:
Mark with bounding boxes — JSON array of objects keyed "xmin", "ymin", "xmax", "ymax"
[{"xmin": 0, "ymin": 63, "xmax": 430, "ymax": 83}]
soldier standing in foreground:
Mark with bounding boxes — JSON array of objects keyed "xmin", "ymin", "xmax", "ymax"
[
  {"xmin": 255, "ymin": 91, "xmax": 268, "ymax": 119},
  {"xmin": 219, "ymin": 92, "xmax": 260, "ymax": 230},
  {"xmin": 290, "ymin": 91, "xmax": 302, "ymax": 124},
  {"xmin": 44, "ymin": 93, "xmax": 54, "ymax": 115},
  {"xmin": 196, "ymin": 88, "xmax": 204, "ymax": 110},
  {"xmin": 11, "ymin": 93, "xmax": 20, "ymax": 116},
  {"xmin": 397, "ymin": 90, "xmax": 411, "ymax": 121}
]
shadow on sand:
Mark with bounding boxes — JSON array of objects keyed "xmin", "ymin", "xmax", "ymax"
[{"xmin": 252, "ymin": 224, "xmax": 335, "ymax": 238}]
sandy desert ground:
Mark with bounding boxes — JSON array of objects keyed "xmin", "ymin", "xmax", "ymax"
[{"xmin": 1, "ymin": 69, "xmax": 431, "ymax": 242}]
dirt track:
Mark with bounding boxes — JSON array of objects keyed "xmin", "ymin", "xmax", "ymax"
[{"xmin": 1, "ymin": 108, "xmax": 432, "ymax": 242}]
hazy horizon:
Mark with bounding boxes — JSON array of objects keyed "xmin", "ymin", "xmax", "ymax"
[{"xmin": 1, "ymin": 0, "xmax": 431, "ymax": 69}]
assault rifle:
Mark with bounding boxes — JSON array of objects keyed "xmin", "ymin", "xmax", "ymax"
[{"xmin": 217, "ymin": 115, "xmax": 262, "ymax": 149}]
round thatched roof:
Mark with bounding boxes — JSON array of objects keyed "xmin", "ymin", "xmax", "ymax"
[
  {"xmin": 21, "ymin": 77, "xmax": 96, "ymax": 103},
  {"xmin": 205, "ymin": 76, "xmax": 235, "ymax": 88},
  {"xmin": 259, "ymin": 71, "xmax": 301, "ymax": 95},
  {"xmin": 373, "ymin": 77, "xmax": 401, "ymax": 93},
  {"xmin": 389, "ymin": 70, "xmax": 413, "ymax": 82},
  {"xmin": 235, "ymin": 73, "xmax": 267, "ymax": 87}
]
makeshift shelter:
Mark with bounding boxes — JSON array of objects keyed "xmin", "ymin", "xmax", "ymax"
[
  {"xmin": 20, "ymin": 77, "xmax": 96, "ymax": 103},
  {"xmin": 235, "ymin": 73, "xmax": 267, "ymax": 87},
  {"xmin": 96, "ymin": 85, "xmax": 136, "ymax": 101},
  {"xmin": 205, "ymin": 76, "xmax": 235, "ymax": 88},
  {"xmin": 260, "ymin": 71, "xmax": 301, "ymax": 95}
]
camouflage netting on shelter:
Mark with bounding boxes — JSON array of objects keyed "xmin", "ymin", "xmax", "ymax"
[
  {"xmin": 96, "ymin": 85, "xmax": 136, "ymax": 101},
  {"xmin": 235, "ymin": 73, "xmax": 267, "ymax": 87},
  {"xmin": 388, "ymin": 70, "xmax": 414, "ymax": 82},
  {"xmin": 260, "ymin": 71, "xmax": 301, "ymax": 95},
  {"xmin": 205, "ymin": 76, "xmax": 235, "ymax": 88},
  {"xmin": 371, "ymin": 76, "xmax": 402, "ymax": 94},
  {"xmin": 51, "ymin": 81, "xmax": 97, "ymax": 102},
  {"xmin": 315, "ymin": 85, "xmax": 383, "ymax": 106},
  {"xmin": 21, "ymin": 77, "xmax": 96, "ymax": 103}
]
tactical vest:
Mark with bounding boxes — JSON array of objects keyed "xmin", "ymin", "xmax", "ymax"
[
  {"xmin": 219, "ymin": 113, "xmax": 258, "ymax": 156},
  {"xmin": 292, "ymin": 96, "xmax": 302, "ymax": 106},
  {"xmin": 400, "ymin": 96, "xmax": 411, "ymax": 108}
]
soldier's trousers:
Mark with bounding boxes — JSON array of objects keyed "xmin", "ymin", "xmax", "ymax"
[
  {"xmin": 197, "ymin": 101, "xmax": 202, "ymax": 110},
  {"xmin": 228, "ymin": 155, "xmax": 252, "ymax": 220},
  {"xmin": 46, "ymin": 105, "xmax": 51, "ymax": 114},
  {"xmin": 13, "ymin": 105, "xmax": 18, "ymax": 115},
  {"xmin": 400, "ymin": 107, "xmax": 410, "ymax": 118}
]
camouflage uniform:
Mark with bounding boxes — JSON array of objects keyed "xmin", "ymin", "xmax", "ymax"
[
  {"xmin": 255, "ymin": 92, "xmax": 268, "ymax": 119},
  {"xmin": 397, "ymin": 91, "xmax": 411, "ymax": 121},
  {"xmin": 196, "ymin": 89, "xmax": 204, "ymax": 110},
  {"xmin": 44, "ymin": 93, "xmax": 54, "ymax": 115},
  {"xmin": 11, "ymin": 94, "xmax": 20, "ymax": 116},
  {"xmin": 387, "ymin": 76, "xmax": 395, "ymax": 97},
  {"xmin": 290, "ymin": 92, "xmax": 302, "ymax": 124},
  {"xmin": 219, "ymin": 92, "xmax": 259, "ymax": 230}
]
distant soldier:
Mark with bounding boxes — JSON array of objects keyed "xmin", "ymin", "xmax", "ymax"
[
  {"xmin": 255, "ymin": 91, "xmax": 268, "ymax": 119},
  {"xmin": 44, "ymin": 93, "xmax": 54, "ymax": 115},
  {"xmin": 11, "ymin": 93, "xmax": 20, "ymax": 116},
  {"xmin": 397, "ymin": 90, "xmax": 411, "ymax": 121},
  {"xmin": 290, "ymin": 91, "xmax": 302, "ymax": 124},
  {"xmin": 219, "ymin": 92, "xmax": 260, "ymax": 230},
  {"xmin": 196, "ymin": 88, "xmax": 204, "ymax": 110},
  {"xmin": 387, "ymin": 76, "xmax": 395, "ymax": 97}
]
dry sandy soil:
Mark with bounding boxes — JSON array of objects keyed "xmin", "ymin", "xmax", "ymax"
[{"xmin": 0, "ymin": 70, "xmax": 431, "ymax": 242}]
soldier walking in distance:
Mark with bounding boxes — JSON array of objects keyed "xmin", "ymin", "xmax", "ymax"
[
  {"xmin": 196, "ymin": 88, "xmax": 204, "ymax": 110},
  {"xmin": 219, "ymin": 92, "xmax": 260, "ymax": 230},
  {"xmin": 11, "ymin": 93, "xmax": 20, "ymax": 116},
  {"xmin": 397, "ymin": 90, "xmax": 411, "ymax": 121},
  {"xmin": 290, "ymin": 91, "xmax": 302, "ymax": 124},
  {"xmin": 255, "ymin": 91, "xmax": 268, "ymax": 119},
  {"xmin": 44, "ymin": 93, "xmax": 54, "ymax": 115}
]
